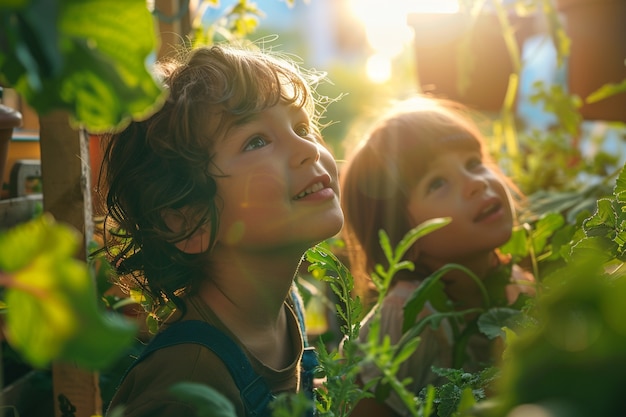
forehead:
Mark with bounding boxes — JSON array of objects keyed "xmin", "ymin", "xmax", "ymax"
[
  {"xmin": 403, "ymin": 131, "xmax": 483, "ymax": 173},
  {"xmin": 216, "ymin": 101, "xmax": 307, "ymax": 141}
]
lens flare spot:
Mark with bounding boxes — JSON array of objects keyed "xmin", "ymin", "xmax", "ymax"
[{"xmin": 225, "ymin": 221, "xmax": 245, "ymax": 245}]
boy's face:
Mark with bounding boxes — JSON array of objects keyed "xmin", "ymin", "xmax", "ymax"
[
  {"xmin": 407, "ymin": 148, "xmax": 513, "ymax": 267},
  {"xmin": 211, "ymin": 102, "xmax": 343, "ymax": 252}
]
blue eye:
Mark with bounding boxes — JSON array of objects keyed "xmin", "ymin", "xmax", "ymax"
[
  {"xmin": 243, "ymin": 136, "xmax": 268, "ymax": 151},
  {"xmin": 295, "ymin": 124, "xmax": 311, "ymax": 137},
  {"xmin": 427, "ymin": 177, "xmax": 446, "ymax": 193},
  {"xmin": 467, "ymin": 157, "xmax": 483, "ymax": 170}
]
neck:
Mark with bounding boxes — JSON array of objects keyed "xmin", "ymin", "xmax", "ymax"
[{"xmin": 198, "ymin": 244, "xmax": 305, "ymax": 328}]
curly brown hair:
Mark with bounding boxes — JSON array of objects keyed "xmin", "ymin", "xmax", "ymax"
[{"xmin": 96, "ymin": 43, "xmax": 326, "ymax": 315}]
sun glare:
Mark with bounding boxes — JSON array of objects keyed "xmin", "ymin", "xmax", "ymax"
[
  {"xmin": 366, "ymin": 54, "xmax": 392, "ymax": 84},
  {"xmin": 348, "ymin": 0, "xmax": 460, "ymax": 83}
]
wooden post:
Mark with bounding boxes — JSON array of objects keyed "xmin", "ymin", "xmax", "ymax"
[
  {"xmin": 34, "ymin": 3, "xmax": 192, "ymax": 416},
  {"xmin": 39, "ymin": 110, "xmax": 99, "ymax": 417},
  {"xmin": 154, "ymin": 0, "xmax": 192, "ymax": 59}
]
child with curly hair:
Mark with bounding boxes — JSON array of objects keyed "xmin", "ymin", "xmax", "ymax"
[{"xmin": 99, "ymin": 43, "xmax": 344, "ymax": 417}]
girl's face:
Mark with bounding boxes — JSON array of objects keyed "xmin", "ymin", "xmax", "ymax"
[
  {"xmin": 211, "ymin": 102, "xmax": 344, "ymax": 252},
  {"xmin": 407, "ymin": 148, "xmax": 513, "ymax": 268}
]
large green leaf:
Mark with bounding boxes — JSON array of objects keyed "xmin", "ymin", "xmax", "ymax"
[
  {"xmin": 0, "ymin": 214, "xmax": 137, "ymax": 369},
  {"xmin": 169, "ymin": 382, "xmax": 237, "ymax": 417},
  {"xmin": 1, "ymin": 0, "xmax": 165, "ymax": 132}
]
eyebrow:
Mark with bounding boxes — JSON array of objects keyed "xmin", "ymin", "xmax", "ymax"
[
  {"xmin": 232, "ymin": 113, "xmax": 260, "ymax": 127},
  {"xmin": 219, "ymin": 114, "xmax": 260, "ymax": 145},
  {"xmin": 223, "ymin": 103, "xmax": 308, "ymax": 141}
]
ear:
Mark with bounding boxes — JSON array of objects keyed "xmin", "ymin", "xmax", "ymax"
[{"xmin": 162, "ymin": 207, "xmax": 211, "ymax": 254}]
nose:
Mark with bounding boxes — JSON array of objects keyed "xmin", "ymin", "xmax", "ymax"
[
  {"xmin": 290, "ymin": 135, "xmax": 321, "ymax": 167},
  {"xmin": 464, "ymin": 172, "xmax": 488, "ymax": 198}
]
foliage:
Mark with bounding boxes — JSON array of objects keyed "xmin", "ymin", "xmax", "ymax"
[
  {"xmin": 485, "ymin": 164, "xmax": 626, "ymax": 417},
  {"xmin": 301, "ymin": 218, "xmax": 492, "ymax": 417},
  {"xmin": 305, "ymin": 241, "xmax": 366, "ymax": 416},
  {"xmin": 422, "ymin": 367, "xmax": 499, "ymax": 417},
  {"xmin": 169, "ymin": 382, "xmax": 237, "ymax": 417},
  {"xmin": 0, "ymin": 214, "xmax": 136, "ymax": 369},
  {"xmin": 0, "ymin": 0, "xmax": 165, "ymax": 133}
]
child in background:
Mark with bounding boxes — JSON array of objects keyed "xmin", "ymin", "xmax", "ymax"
[
  {"xmin": 99, "ymin": 44, "xmax": 344, "ymax": 417},
  {"xmin": 340, "ymin": 96, "xmax": 534, "ymax": 417}
]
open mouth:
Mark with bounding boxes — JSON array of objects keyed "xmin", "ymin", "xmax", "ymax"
[
  {"xmin": 474, "ymin": 202, "xmax": 501, "ymax": 222},
  {"xmin": 293, "ymin": 182, "xmax": 324, "ymax": 200}
]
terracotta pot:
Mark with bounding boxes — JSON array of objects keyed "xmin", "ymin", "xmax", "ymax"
[
  {"xmin": 0, "ymin": 103, "xmax": 23, "ymax": 198},
  {"xmin": 557, "ymin": 0, "xmax": 626, "ymax": 122},
  {"xmin": 407, "ymin": 12, "xmax": 535, "ymax": 112}
]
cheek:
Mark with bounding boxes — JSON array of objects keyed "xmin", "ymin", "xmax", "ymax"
[
  {"xmin": 416, "ymin": 227, "xmax": 454, "ymax": 254},
  {"xmin": 216, "ymin": 173, "xmax": 289, "ymax": 245},
  {"xmin": 407, "ymin": 200, "xmax": 443, "ymax": 228},
  {"xmin": 320, "ymin": 147, "xmax": 339, "ymax": 183},
  {"xmin": 238, "ymin": 172, "xmax": 286, "ymax": 208}
]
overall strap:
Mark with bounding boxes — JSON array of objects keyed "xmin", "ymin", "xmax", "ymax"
[
  {"xmin": 290, "ymin": 285, "xmax": 310, "ymax": 347},
  {"xmin": 290, "ymin": 286, "xmax": 319, "ymax": 417},
  {"xmin": 124, "ymin": 320, "xmax": 273, "ymax": 417}
]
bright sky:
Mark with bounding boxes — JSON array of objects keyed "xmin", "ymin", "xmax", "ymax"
[{"xmin": 347, "ymin": 0, "xmax": 460, "ymax": 83}]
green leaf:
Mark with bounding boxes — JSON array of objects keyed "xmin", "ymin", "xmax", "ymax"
[
  {"xmin": 169, "ymin": 382, "xmax": 237, "ymax": 417},
  {"xmin": 2, "ymin": 0, "xmax": 165, "ymax": 132},
  {"xmin": 436, "ymin": 383, "xmax": 462, "ymax": 417},
  {"xmin": 457, "ymin": 386, "xmax": 478, "ymax": 413},
  {"xmin": 0, "ymin": 214, "xmax": 79, "ymax": 272},
  {"xmin": 393, "ymin": 336, "xmax": 421, "ymax": 367},
  {"xmin": 585, "ymin": 79, "xmax": 626, "ymax": 104},
  {"xmin": 570, "ymin": 235, "xmax": 616, "ymax": 264},
  {"xmin": 545, "ymin": 224, "xmax": 576, "ymax": 262},
  {"xmin": 58, "ymin": 282, "xmax": 137, "ymax": 370},
  {"xmin": 614, "ymin": 165, "xmax": 626, "ymax": 197},
  {"xmin": 583, "ymin": 198, "xmax": 616, "ymax": 237},
  {"xmin": 5, "ymin": 257, "xmax": 80, "ymax": 367},
  {"xmin": 477, "ymin": 308, "xmax": 521, "ymax": 340},
  {"xmin": 499, "ymin": 226, "xmax": 528, "ymax": 259},
  {"xmin": 0, "ymin": 0, "xmax": 63, "ymax": 88},
  {"xmin": 396, "ymin": 217, "xmax": 451, "ymax": 261},
  {"xmin": 403, "ymin": 263, "xmax": 488, "ymax": 333},
  {"xmin": 531, "ymin": 212, "xmax": 565, "ymax": 255},
  {"xmin": 402, "ymin": 275, "xmax": 447, "ymax": 333},
  {"xmin": 0, "ymin": 215, "xmax": 137, "ymax": 369}
]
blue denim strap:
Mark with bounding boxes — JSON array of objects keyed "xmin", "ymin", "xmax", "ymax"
[{"xmin": 124, "ymin": 320, "xmax": 273, "ymax": 417}]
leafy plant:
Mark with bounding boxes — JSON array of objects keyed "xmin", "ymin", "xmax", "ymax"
[
  {"xmin": 301, "ymin": 217, "xmax": 497, "ymax": 417},
  {"xmin": 305, "ymin": 241, "xmax": 366, "ymax": 416},
  {"xmin": 0, "ymin": 214, "xmax": 136, "ymax": 369},
  {"xmin": 0, "ymin": 0, "xmax": 164, "ymax": 133},
  {"xmin": 485, "ymin": 164, "xmax": 626, "ymax": 417}
]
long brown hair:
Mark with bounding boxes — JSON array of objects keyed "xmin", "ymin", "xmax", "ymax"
[{"xmin": 340, "ymin": 96, "xmax": 520, "ymax": 302}]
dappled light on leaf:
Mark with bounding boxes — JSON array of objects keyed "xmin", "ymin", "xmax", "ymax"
[
  {"xmin": 0, "ymin": 214, "xmax": 137, "ymax": 369},
  {"xmin": 1, "ymin": 0, "xmax": 164, "ymax": 132}
]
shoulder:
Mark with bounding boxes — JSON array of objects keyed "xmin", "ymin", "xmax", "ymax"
[
  {"xmin": 109, "ymin": 342, "xmax": 244, "ymax": 417},
  {"xmin": 107, "ymin": 397, "xmax": 199, "ymax": 417}
]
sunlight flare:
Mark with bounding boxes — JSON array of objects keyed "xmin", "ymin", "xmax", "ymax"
[{"xmin": 348, "ymin": 0, "xmax": 460, "ymax": 82}]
